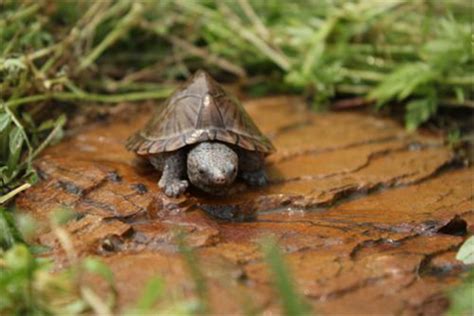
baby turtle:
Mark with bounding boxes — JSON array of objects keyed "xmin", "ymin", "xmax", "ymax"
[{"xmin": 126, "ymin": 70, "xmax": 275, "ymax": 197}]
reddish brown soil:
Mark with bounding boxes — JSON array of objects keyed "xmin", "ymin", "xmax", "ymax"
[{"xmin": 17, "ymin": 96, "xmax": 473, "ymax": 315}]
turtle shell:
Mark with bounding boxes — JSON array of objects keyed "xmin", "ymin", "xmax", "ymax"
[{"xmin": 126, "ymin": 70, "xmax": 275, "ymax": 155}]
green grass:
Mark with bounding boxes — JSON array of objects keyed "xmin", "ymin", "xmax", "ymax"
[
  {"xmin": 178, "ymin": 233, "xmax": 210, "ymax": 315},
  {"xmin": 1, "ymin": 0, "xmax": 472, "ymax": 201},
  {"xmin": 262, "ymin": 239, "xmax": 313, "ymax": 315},
  {"xmin": 446, "ymin": 237, "xmax": 474, "ymax": 316},
  {"xmin": 446, "ymin": 269, "xmax": 474, "ymax": 316},
  {"xmin": 0, "ymin": 207, "xmax": 25, "ymax": 249}
]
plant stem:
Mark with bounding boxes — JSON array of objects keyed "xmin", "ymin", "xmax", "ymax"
[
  {"xmin": 341, "ymin": 68, "xmax": 386, "ymax": 82},
  {"xmin": 237, "ymin": 0, "xmax": 270, "ymax": 41},
  {"xmin": 443, "ymin": 76, "xmax": 473, "ymax": 86},
  {"xmin": 302, "ymin": 15, "xmax": 338, "ymax": 76},
  {"xmin": 440, "ymin": 98, "xmax": 474, "ymax": 109},
  {"xmin": 336, "ymin": 84, "xmax": 372, "ymax": 94},
  {"xmin": 28, "ymin": 117, "xmax": 65, "ymax": 163},
  {"xmin": 3, "ymin": 3, "xmax": 40, "ymax": 23},
  {"xmin": 4, "ymin": 105, "xmax": 33, "ymax": 154},
  {"xmin": 0, "ymin": 183, "xmax": 31, "ymax": 205},
  {"xmin": 6, "ymin": 89, "xmax": 173, "ymax": 109},
  {"xmin": 217, "ymin": 3, "xmax": 291, "ymax": 71},
  {"xmin": 78, "ymin": 2, "xmax": 143, "ymax": 71},
  {"xmin": 166, "ymin": 35, "xmax": 247, "ymax": 78}
]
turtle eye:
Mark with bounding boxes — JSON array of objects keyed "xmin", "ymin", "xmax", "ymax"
[
  {"xmin": 198, "ymin": 168, "xmax": 206, "ymax": 175},
  {"xmin": 231, "ymin": 166, "xmax": 236, "ymax": 174}
]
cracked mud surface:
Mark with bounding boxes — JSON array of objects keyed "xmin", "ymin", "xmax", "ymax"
[{"xmin": 17, "ymin": 96, "xmax": 473, "ymax": 315}]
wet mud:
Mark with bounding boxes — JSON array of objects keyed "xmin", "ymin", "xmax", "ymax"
[{"xmin": 16, "ymin": 96, "xmax": 472, "ymax": 315}]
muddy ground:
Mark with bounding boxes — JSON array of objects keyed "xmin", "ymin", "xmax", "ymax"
[{"xmin": 17, "ymin": 96, "xmax": 473, "ymax": 315}]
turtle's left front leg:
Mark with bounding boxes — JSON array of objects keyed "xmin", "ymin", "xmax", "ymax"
[
  {"xmin": 237, "ymin": 148, "xmax": 267, "ymax": 187},
  {"xmin": 154, "ymin": 150, "xmax": 188, "ymax": 197}
]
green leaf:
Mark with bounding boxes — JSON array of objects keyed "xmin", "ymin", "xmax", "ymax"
[
  {"xmin": 136, "ymin": 277, "xmax": 164, "ymax": 311},
  {"xmin": 50, "ymin": 208, "xmax": 79, "ymax": 226},
  {"xmin": 447, "ymin": 129, "xmax": 461, "ymax": 148},
  {"xmin": 0, "ymin": 112, "xmax": 11, "ymax": 132},
  {"xmin": 456, "ymin": 236, "xmax": 474, "ymax": 265},
  {"xmin": 82, "ymin": 257, "xmax": 115, "ymax": 285},
  {"xmin": 0, "ymin": 207, "xmax": 25, "ymax": 250},
  {"xmin": 404, "ymin": 97, "xmax": 437, "ymax": 132},
  {"xmin": 37, "ymin": 118, "xmax": 57, "ymax": 132},
  {"xmin": 21, "ymin": 112, "xmax": 35, "ymax": 130},
  {"xmin": 369, "ymin": 63, "xmax": 436, "ymax": 107},
  {"xmin": 454, "ymin": 87, "xmax": 465, "ymax": 103},
  {"xmin": 178, "ymin": 233, "xmax": 208, "ymax": 314},
  {"xmin": 50, "ymin": 115, "xmax": 66, "ymax": 145},
  {"xmin": 447, "ymin": 269, "xmax": 474, "ymax": 316},
  {"xmin": 7, "ymin": 126, "xmax": 24, "ymax": 173},
  {"xmin": 262, "ymin": 238, "xmax": 313, "ymax": 316},
  {"xmin": 8, "ymin": 126, "xmax": 23, "ymax": 155},
  {"xmin": 4, "ymin": 243, "xmax": 34, "ymax": 270}
]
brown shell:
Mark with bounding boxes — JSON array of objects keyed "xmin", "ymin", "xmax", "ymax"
[{"xmin": 126, "ymin": 70, "xmax": 275, "ymax": 155}]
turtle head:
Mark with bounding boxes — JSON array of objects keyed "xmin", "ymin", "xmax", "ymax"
[{"xmin": 187, "ymin": 142, "xmax": 238, "ymax": 194}]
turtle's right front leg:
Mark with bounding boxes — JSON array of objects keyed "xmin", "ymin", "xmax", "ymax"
[
  {"xmin": 151, "ymin": 150, "xmax": 188, "ymax": 197},
  {"xmin": 237, "ymin": 148, "xmax": 268, "ymax": 187}
]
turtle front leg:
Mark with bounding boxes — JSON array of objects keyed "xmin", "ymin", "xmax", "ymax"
[
  {"xmin": 237, "ymin": 149, "xmax": 267, "ymax": 187},
  {"xmin": 153, "ymin": 150, "xmax": 188, "ymax": 197}
]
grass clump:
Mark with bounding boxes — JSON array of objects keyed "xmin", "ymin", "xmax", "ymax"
[
  {"xmin": 0, "ymin": 206, "xmax": 25, "ymax": 249},
  {"xmin": 0, "ymin": 244, "xmax": 91, "ymax": 315},
  {"xmin": 0, "ymin": 208, "xmax": 116, "ymax": 315},
  {"xmin": 446, "ymin": 237, "xmax": 474, "ymax": 316},
  {"xmin": 446, "ymin": 269, "xmax": 474, "ymax": 316},
  {"xmin": 262, "ymin": 239, "xmax": 313, "ymax": 315}
]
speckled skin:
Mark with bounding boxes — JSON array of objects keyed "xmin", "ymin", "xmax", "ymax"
[{"xmin": 149, "ymin": 142, "xmax": 266, "ymax": 197}]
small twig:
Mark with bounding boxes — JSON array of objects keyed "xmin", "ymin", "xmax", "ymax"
[
  {"xmin": 440, "ymin": 98, "xmax": 474, "ymax": 109},
  {"xmin": 166, "ymin": 35, "xmax": 247, "ymax": 78},
  {"xmin": 27, "ymin": 116, "xmax": 66, "ymax": 162},
  {"xmin": 237, "ymin": 0, "xmax": 270, "ymax": 40},
  {"xmin": 52, "ymin": 224, "xmax": 77, "ymax": 263},
  {"xmin": 80, "ymin": 287, "xmax": 113, "ymax": 316},
  {"xmin": 75, "ymin": 0, "xmax": 112, "ymax": 28},
  {"xmin": 443, "ymin": 76, "xmax": 473, "ymax": 87},
  {"xmin": 79, "ymin": 0, "xmax": 130, "ymax": 53},
  {"xmin": 178, "ymin": 0, "xmax": 291, "ymax": 70},
  {"xmin": 118, "ymin": 54, "xmax": 182, "ymax": 84},
  {"xmin": 4, "ymin": 3, "xmax": 40, "ymax": 23},
  {"xmin": 22, "ymin": 43, "xmax": 60, "ymax": 62},
  {"xmin": 0, "ymin": 182, "xmax": 31, "ymax": 205},
  {"xmin": 341, "ymin": 68, "xmax": 386, "ymax": 82},
  {"xmin": 2, "ymin": 29, "xmax": 21, "ymax": 56},
  {"xmin": 331, "ymin": 97, "xmax": 375, "ymax": 110},
  {"xmin": 335, "ymin": 84, "xmax": 372, "ymax": 95},
  {"xmin": 349, "ymin": 43, "xmax": 416, "ymax": 55},
  {"xmin": 94, "ymin": 79, "xmax": 176, "ymax": 93}
]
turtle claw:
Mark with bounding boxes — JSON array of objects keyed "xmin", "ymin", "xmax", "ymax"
[
  {"xmin": 159, "ymin": 178, "xmax": 188, "ymax": 197},
  {"xmin": 241, "ymin": 170, "xmax": 267, "ymax": 187}
]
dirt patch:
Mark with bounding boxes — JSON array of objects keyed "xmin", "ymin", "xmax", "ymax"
[{"xmin": 16, "ymin": 96, "xmax": 472, "ymax": 315}]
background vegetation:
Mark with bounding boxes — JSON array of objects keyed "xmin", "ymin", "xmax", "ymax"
[{"xmin": 0, "ymin": 0, "xmax": 472, "ymax": 201}]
